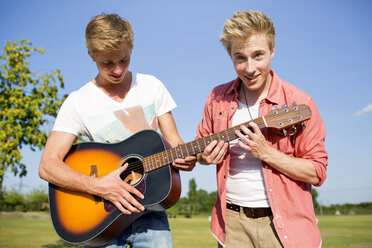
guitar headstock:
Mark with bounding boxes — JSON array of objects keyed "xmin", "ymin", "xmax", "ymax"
[{"xmin": 265, "ymin": 104, "xmax": 311, "ymax": 130}]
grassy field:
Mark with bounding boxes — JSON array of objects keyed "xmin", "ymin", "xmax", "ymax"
[{"xmin": 1, "ymin": 212, "xmax": 372, "ymax": 247}]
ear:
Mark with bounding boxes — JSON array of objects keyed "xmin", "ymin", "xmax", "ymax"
[
  {"xmin": 88, "ymin": 51, "xmax": 96, "ymax": 62},
  {"xmin": 270, "ymin": 47, "xmax": 275, "ymax": 60}
]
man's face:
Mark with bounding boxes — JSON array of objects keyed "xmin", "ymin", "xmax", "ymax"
[
  {"xmin": 230, "ymin": 33, "xmax": 275, "ymax": 92},
  {"xmin": 90, "ymin": 43, "xmax": 131, "ymax": 85}
]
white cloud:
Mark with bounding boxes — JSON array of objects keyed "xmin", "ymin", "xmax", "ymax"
[{"xmin": 356, "ymin": 103, "xmax": 372, "ymax": 116}]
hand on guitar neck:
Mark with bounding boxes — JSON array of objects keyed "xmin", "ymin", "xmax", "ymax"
[{"xmin": 197, "ymin": 104, "xmax": 311, "ymax": 168}]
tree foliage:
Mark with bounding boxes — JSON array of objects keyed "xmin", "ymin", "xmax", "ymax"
[
  {"xmin": 27, "ymin": 188, "xmax": 49, "ymax": 211},
  {"xmin": 2, "ymin": 188, "xmax": 25, "ymax": 211},
  {"xmin": 312, "ymin": 188, "xmax": 319, "ymax": 211},
  {"xmin": 1, "ymin": 187, "xmax": 49, "ymax": 211},
  {"xmin": 168, "ymin": 178, "xmax": 217, "ymax": 218},
  {"xmin": 0, "ymin": 39, "xmax": 66, "ymax": 205},
  {"xmin": 188, "ymin": 178, "xmax": 198, "ymax": 216}
]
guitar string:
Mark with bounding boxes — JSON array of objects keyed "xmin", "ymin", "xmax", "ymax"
[
  {"xmin": 99, "ymin": 107, "xmax": 304, "ymax": 177},
  {"xmin": 118, "ymin": 125, "xmax": 250, "ymax": 172},
  {"xmin": 116, "ymin": 122, "xmax": 263, "ymax": 174}
]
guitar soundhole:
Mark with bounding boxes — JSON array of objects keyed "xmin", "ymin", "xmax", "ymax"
[{"xmin": 119, "ymin": 157, "xmax": 144, "ymax": 186}]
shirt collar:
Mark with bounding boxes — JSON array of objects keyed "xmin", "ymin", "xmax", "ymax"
[
  {"xmin": 266, "ymin": 70, "xmax": 281, "ymax": 105},
  {"xmin": 226, "ymin": 77, "xmax": 241, "ymax": 96}
]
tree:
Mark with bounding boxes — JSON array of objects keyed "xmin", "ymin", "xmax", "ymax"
[
  {"xmin": 0, "ymin": 40, "xmax": 66, "ymax": 206},
  {"xmin": 2, "ymin": 188, "xmax": 26, "ymax": 211},
  {"xmin": 27, "ymin": 188, "xmax": 49, "ymax": 211},
  {"xmin": 197, "ymin": 190, "xmax": 217, "ymax": 214},
  {"xmin": 312, "ymin": 188, "xmax": 320, "ymax": 213},
  {"xmin": 188, "ymin": 178, "xmax": 197, "ymax": 216}
]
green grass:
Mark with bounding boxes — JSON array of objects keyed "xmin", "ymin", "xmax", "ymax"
[
  {"xmin": 1, "ymin": 212, "xmax": 372, "ymax": 248},
  {"xmin": 318, "ymin": 215, "xmax": 372, "ymax": 248},
  {"xmin": 169, "ymin": 216, "xmax": 216, "ymax": 247},
  {"xmin": 0, "ymin": 212, "xmax": 79, "ymax": 248}
]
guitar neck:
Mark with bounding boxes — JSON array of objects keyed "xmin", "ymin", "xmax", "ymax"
[{"xmin": 142, "ymin": 116, "xmax": 267, "ymax": 173}]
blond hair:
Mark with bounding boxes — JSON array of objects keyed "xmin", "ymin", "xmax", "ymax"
[
  {"xmin": 85, "ymin": 14, "xmax": 133, "ymax": 57},
  {"xmin": 220, "ymin": 10, "xmax": 276, "ymax": 54}
]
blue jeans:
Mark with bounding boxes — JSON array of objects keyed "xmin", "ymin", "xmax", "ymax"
[{"xmin": 101, "ymin": 211, "xmax": 173, "ymax": 248}]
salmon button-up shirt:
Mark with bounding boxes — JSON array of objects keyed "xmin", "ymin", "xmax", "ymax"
[{"xmin": 196, "ymin": 70, "xmax": 328, "ymax": 248}]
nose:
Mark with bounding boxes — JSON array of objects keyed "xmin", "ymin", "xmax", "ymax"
[
  {"xmin": 113, "ymin": 63, "xmax": 123, "ymax": 74},
  {"xmin": 245, "ymin": 59, "xmax": 255, "ymax": 74}
]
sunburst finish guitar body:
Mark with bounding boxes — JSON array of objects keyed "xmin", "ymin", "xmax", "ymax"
[{"xmin": 49, "ymin": 104, "xmax": 311, "ymax": 247}]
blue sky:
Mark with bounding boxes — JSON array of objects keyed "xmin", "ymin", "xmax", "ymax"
[{"xmin": 1, "ymin": 0, "xmax": 371, "ymax": 206}]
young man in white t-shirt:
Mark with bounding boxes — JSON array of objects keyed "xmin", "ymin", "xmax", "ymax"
[{"xmin": 39, "ymin": 13, "xmax": 196, "ymax": 248}]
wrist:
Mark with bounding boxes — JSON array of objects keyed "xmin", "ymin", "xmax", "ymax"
[
  {"xmin": 81, "ymin": 174, "xmax": 96, "ymax": 195},
  {"xmin": 261, "ymin": 146, "xmax": 279, "ymax": 165}
]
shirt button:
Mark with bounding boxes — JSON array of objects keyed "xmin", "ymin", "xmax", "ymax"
[
  {"xmin": 269, "ymin": 188, "xmax": 272, "ymax": 192},
  {"xmin": 224, "ymin": 175, "xmax": 226, "ymax": 179},
  {"xmin": 264, "ymin": 165, "xmax": 268, "ymax": 169},
  {"xmin": 284, "ymin": 235, "xmax": 288, "ymax": 239}
]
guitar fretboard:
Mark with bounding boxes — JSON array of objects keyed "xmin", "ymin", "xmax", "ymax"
[{"xmin": 142, "ymin": 116, "xmax": 267, "ymax": 173}]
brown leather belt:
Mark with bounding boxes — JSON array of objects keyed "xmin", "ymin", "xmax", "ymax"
[{"xmin": 227, "ymin": 203, "xmax": 272, "ymax": 218}]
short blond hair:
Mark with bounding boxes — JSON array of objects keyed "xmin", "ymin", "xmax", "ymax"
[
  {"xmin": 220, "ymin": 10, "xmax": 276, "ymax": 54},
  {"xmin": 85, "ymin": 14, "xmax": 133, "ymax": 57}
]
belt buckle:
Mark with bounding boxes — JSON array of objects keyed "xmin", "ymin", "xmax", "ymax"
[
  {"xmin": 250, "ymin": 208, "xmax": 256, "ymax": 218},
  {"xmin": 243, "ymin": 207, "xmax": 254, "ymax": 218}
]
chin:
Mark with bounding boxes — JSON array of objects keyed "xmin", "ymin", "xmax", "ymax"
[{"xmin": 245, "ymin": 82, "xmax": 265, "ymax": 92}]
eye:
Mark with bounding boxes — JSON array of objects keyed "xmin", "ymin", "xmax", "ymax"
[
  {"xmin": 254, "ymin": 51, "xmax": 266, "ymax": 59},
  {"xmin": 255, "ymin": 53, "xmax": 263, "ymax": 58},
  {"xmin": 235, "ymin": 55, "xmax": 246, "ymax": 61},
  {"xmin": 103, "ymin": 61, "xmax": 112, "ymax": 66}
]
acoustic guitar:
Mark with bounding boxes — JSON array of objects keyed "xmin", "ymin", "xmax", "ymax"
[{"xmin": 49, "ymin": 104, "xmax": 311, "ymax": 247}]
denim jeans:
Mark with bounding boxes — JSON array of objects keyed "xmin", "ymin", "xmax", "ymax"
[{"xmin": 101, "ymin": 211, "xmax": 173, "ymax": 248}]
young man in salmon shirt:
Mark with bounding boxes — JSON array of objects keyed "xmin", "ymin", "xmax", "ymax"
[{"xmin": 196, "ymin": 10, "xmax": 328, "ymax": 248}]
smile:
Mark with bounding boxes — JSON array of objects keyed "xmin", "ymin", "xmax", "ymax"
[{"xmin": 245, "ymin": 74, "xmax": 259, "ymax": 80}]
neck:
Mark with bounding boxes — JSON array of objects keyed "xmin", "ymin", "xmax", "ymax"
[
  {"xmin": 94, "ymin": 72, "xmax": 132, "ymax": 102},
  {"xmin": 239, "ymin": 73, "xmax": 272, "ymax": 106}
]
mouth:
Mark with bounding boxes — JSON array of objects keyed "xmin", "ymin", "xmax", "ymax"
[
  {"xmin": 111, "ymin": 74, "xmax": 123, "ymax": 80},
  {"xmin": 244, "ymin": 74, "xmax": 259, "ymax": 82}
]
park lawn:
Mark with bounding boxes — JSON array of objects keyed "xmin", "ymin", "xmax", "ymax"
[
  {"xmin": 169, "ymin": 216, "xmax": 216, "ymax": 248},
  {"xmin": 0, "ymin": 212, "xmax": 79, "ymax": 248},
  {"xmin": 1, "ymin": 212, "xmax": 372, "ymax": 248},
  {"xmin": 318, "ymin": 215, "xmax": 372, "ymax": 248}
]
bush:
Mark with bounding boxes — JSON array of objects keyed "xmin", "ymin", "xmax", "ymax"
[{"xmin": 2, "ymin": 188, "xmax": 49, "ymax": 212}]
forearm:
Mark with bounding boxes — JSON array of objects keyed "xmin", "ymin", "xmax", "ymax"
[
  {"xmin": 262, "ymin": 146, "xmax": 320, "ymax": 185},
  {"xmin": 158, "ymin": 111, "xmax": 183, "ymax": 148},
  {"xmin": 39, "ymin": 157, "xmax": 94, "ymax": 194}
]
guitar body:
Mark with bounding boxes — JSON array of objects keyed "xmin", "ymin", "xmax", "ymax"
[{"xmin": 49, "ymin": 130, "xmax": 181, "ymax": 247}]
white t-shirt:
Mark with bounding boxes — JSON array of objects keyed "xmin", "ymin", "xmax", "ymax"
[
  {"xmin": 53, "ymin": 72, "xmax": 177, "ymax": 143},
  {"xmin": 226, "ymin": 101, "xmax": 270, "ymax": 208}
]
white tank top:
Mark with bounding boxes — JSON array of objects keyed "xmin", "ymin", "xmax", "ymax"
[{"xmin": 226, "ymin": 101, "xmax": 270, "ymax": 208}]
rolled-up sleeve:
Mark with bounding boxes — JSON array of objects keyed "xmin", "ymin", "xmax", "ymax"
[{"xmin": 294, "ymin": 97, "xmax": 328, "ymax": 186}]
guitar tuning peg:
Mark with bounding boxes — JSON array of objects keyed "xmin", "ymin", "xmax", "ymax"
[
  {"xmin": 282, "ymin": 104, "xmax": 288, "ymax": 109},
  {"xmin": 272, "ymin": 106, "xmax": 278, "ymax": 110},
  {"xmin": 301, "ymin": 123, "xmax": 307, "ymax": 129},
  {"xmin": 292, "ymin": 102, "xmax": 297, "ymax": 106},
  {"xmin": 292, "ymin": 126, "xmax": 297, "ymax": 132},
  {"xmin": 282, "ymin": 129, "xmax": 288, "ymax": 136}
]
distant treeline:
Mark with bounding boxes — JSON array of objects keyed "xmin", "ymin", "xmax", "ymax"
[
  {"xmin": 1, "ymin": 188, "xmax": 48, "ymax": 212},
  {"xmin": 2, "ymin": 182, "xmax": 372, "ymax": 216},
  {"xmin": 316, "ymin": 202, "xmax": 372, "ymax": 215}
]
